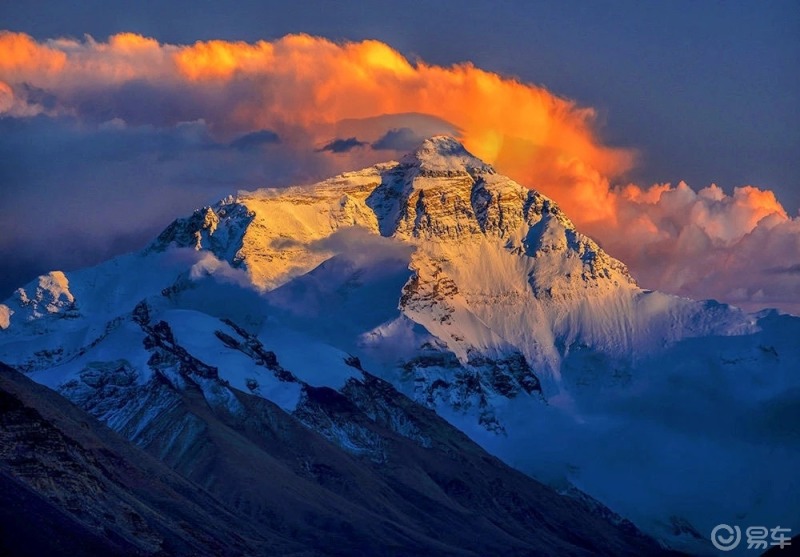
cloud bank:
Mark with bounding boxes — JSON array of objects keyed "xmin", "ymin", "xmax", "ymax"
[
  {"xmin": 1, "ymin": 31, "xmax": 797, "ymax": 313},
  {"xmin": 594, "ymin": 182, "xmax": 799, "ymax": 314}
]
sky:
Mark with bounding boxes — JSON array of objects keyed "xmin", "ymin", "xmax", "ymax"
[{"xmin": 1, "ymin": 0, "xmax": 799, "ymax": 312}]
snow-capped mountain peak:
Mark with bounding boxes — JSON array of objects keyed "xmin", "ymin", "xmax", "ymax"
[
  {"xmin": 2, "ymin": 135, "xmax": 796, "ymax": 554},
  {"xmin": 0, "ymin": 271, "xmax": 79, "ymax": 329},
  {"xmin": 138, "ymin": 137, "xmax": 634, "ymax": 302},
  {"xmin": 399, "ymin": 135, "xmax": 495, "ymax": 177}
]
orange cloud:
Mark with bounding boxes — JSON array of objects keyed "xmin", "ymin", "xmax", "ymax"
[
  {"xmin": 1, "ymin": 31, "xmax": 797, "ymax": 313},
  {"xmin": 107, "ymin": 33, "xmax": 161, "ymax": 52},
  {"xmin": 583, "ymin": 179, "xmax": 798, "ymax": 313},
  {"xmin": 0, "ymin": 32, "xmax": 631, "ymax": 187},
  {"xmin": 0, "ymin": 31, "xmax": 66, "ymax": 77},
  {"xmin": 175, "ymin": 39, "xmax": 275, "ymax": 80}
]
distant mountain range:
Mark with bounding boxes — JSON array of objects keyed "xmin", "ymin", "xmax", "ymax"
[{"xmin": 2, "ymin": 136, "xmax": 797, "ymax": 555}]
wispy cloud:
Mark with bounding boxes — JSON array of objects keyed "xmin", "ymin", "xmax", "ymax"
[
  {"xmin": 765, "ymin": 264, "xmax": 800, "ymax": 276},
  {"xmin": 317, "ymin": 137, "xmax": 368, "ymax": 153},
  {"xmin": 371, "ymin": 127, "xmax": 425, "ymax": 151},
  {"xmin": 229, "ymin": 129, "xmax": 280, "ymax": 151}
]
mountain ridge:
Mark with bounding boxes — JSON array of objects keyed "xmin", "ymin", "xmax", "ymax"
[
  {"xmin": 1, "ymin": 339, "xmax": 681, "ymax": 556},
  {"xmin": 1, "ymin": 136, "xmax": 797, "ymax": 555}
]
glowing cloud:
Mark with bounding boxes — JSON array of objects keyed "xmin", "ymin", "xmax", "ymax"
[
  {"xmin": 0, "ymin": 31, "xmax": 631, "ymax": 177},
  {"xmin": 1, "ymin": 31, "xmax": 797, "ymax": 313},
  {"xmin": 590, "ymin": 181, "xmax": 800, "ymax": 314}
]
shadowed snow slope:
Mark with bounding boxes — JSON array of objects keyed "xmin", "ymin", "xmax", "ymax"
[{"xmin": 2, "ymin": 136, "xmax": 797, "ymax": 555}]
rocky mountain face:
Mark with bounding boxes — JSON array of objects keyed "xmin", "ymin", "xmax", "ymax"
[
  {"xmin": 1, "ymin": 136, "xmax": 798, "ymax": 555},
  {"xmin": 0, "ymin": 355, "xmax": 677, "ymax": 557},
  {"xmin": 0, "ymin": 362, "xmax": 298, "ymax": 557}
]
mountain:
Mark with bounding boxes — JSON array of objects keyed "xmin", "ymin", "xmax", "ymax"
[
  {"xmin": 1, "ymin": 354, "xmax": 678, "ymax": 557},
  {"xmin": 0, "ymin": 361, "xmax": 299, "ymax": 556},
  {"xmin": 2, "ymin": 136, "xmax": 798, "ymax": 555}
]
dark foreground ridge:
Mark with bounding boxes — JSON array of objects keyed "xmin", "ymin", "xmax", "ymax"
[{"xmin": 0, "ymin": 361, "xmax": 682, "ymax": 556}]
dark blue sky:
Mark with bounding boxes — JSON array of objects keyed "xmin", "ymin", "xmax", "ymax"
[{"xmin": 5, "ymin": 0, "xmax": 798, "ymax": 209}]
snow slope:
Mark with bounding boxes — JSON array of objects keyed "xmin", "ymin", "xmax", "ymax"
[{"xmin": 1, "ymin": 136, "xmax": 796, "ymax": 555}]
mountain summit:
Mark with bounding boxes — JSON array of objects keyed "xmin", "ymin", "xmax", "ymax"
[
  {"xmin": 2, "ymin": 136, "xmax": 798, "ymax": 554},
  {"xmin": 400, "ymin": 135, "xmax": 495, "ymax": 175},
  {"xmin": 150, "ymin": 136, "xmax": 635, "ymax": 301}
]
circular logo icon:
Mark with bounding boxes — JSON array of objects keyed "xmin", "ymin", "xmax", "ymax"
[{"xmin": 711, "ymin": 524, "xmax": 742, "ymax": 552}]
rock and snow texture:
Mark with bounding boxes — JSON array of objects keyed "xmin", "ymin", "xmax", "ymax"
[
  {"xmin": 1, "ymin": 136, "xmax": 797, "ymax": 555},
  {"xmin": 0, "ymin": 271, "xmax": 78, "ymax": 327}
]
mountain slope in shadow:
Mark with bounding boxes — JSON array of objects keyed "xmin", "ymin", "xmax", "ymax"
[{"xmin": 0, "ymin": 361, "xmax": 683, "ymax": 556}]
